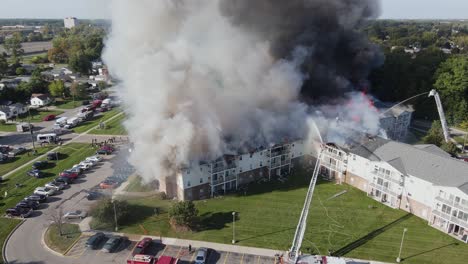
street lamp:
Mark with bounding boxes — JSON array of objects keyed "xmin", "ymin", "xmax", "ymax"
[
  {"xmin": 111, "ymin": 198, "xmax": 119, "ymax": 232},
  {"xmin": 26, "ymin": 106, "xmax": 36, "ymax": 154},
  {"xmin": 396, "ymin": 228, "xmax": 408, "ymax": 263},
  {"xmin": 232, "ymin": 211, "xmax": 236, "ymax": 244}
]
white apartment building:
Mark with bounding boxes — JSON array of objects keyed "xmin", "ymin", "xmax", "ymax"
[
  {"xmin": 64, "ymin": 17, "xmax": 78, "ymax": 29},
  {"xmin": 163, "ymin": 140, "xmax": 314, "ymax": 201},
  {"xmin": 321, "ymin": 136, "xmax": 468, "ymax": 243},
  {"xmin": 376, "ymin": 102, "xmax": 414, "ymax": 141}
]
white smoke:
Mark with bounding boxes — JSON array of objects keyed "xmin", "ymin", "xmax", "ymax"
[{"xmin": 103, "ymin": 0, "xmax": 382, "ymax": 185}]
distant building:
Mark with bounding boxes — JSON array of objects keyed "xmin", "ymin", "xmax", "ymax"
[
  {"xmin": 0, "ymin": 103, "xmax": 27, "ymax": 121},
  {"xmin": 30, "ymin": 94, "xmax": 52, "ymax": 107},
  {"xmin": 64, "ymin": 17, "xmax": 78, "ymax": 29},
  {"xmin": 376, "ymin": 102, "xmax": 414, "ymax": 141}
]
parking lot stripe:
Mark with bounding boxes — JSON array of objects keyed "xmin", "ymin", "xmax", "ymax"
[
  {"xmin": 160, "ymin": 245, "xmax": 168, "ymax": 256},
  {"xmin": 125, "ymin": 242, "xmax": 138, "ymax": 261},
  {"xmin": 240, "ymin": 253, "xmax": 245, "ymax": 264},
  {"xmin": 190, "ymin": 250, "xmax": 196, "ymax": 262},
  {"xmin": 256, "ymin": 255, "xmax": 260, "ymax": 264},
  {"xmin": 223, "ymin": 252, "xmax": 230, "ymax": 264},
  {"xmin": 176, "ymin": 246, "xmax": 183, "ymax": 258}
]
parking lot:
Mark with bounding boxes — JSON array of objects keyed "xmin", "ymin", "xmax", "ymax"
[{"xmin": 65, "ymin": 237, "xmax": 278, "ymax": 264}]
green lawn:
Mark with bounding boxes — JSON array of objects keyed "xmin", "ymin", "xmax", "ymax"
[
  {"xmin": 124, "ymin": 175, "xmax": 155, "ymax": 192},
  {"xmin": 16, "ymin": 109, "xmax": 64, "ymax": 123},
  {"xmin": 22, "ymin": 52, "xmax": 48, "ymax": 64},
  {"xmin": 0, "ymin": 218, "xmax": 22, "ymax": 263},
  {"xmin": 53, "ymin": 99, "xmax": 85, "ymax": 110},
  {"xmin": 89, "ymin": 113, "xmax": 127, "ymax": 135},
  {"xmin": 72, "ymin": 109, "xmax": 122, "ymax": 134},
  {"xmin": 0, "ymin": 123, "xmax": 17, "ymax": 132},
  {"xmin": 44, "ymin": 223, "xmax": 81, "ymax": 254},
  {"xmin": 98, "ymin": 170, "xmax": 468, "ymax": 264},
  {"xmin": 0, "ymin": 146, "xmax": 55, "ymax": 176}
]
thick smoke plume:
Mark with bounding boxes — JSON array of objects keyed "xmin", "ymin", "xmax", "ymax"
[{"xmin": 103, "ymin": 0, "xmax": 383, "ymax": 185}]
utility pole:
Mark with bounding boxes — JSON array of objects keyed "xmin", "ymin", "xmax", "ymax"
[
  {"xmin": 396, "ymin": 228, "xmax": 408, "ymax": 263},
  {"xmin": 112, "ymin": 198, "xmax": 118, "ymax": 231},
  {"xmin": 232, "ymin": 211, "xmax": 236, "ymax": 244},
  {"xmin": 27, "ymin": 106, "xmax": 36, "ymax": 154}
]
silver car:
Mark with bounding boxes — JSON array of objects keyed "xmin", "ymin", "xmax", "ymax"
[
  {"xmin": 63, "ymin": 210, "xmax": 87, "ymax": 219},
  {"xmin": 195, "ymin": 248, "xmax": 208, "ymax": 264}
]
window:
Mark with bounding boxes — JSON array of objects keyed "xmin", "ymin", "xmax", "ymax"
[
  {"xmin": 239, "ymin": 156, "xmax": 242, "ymax": 160},
  {"xmin": 187, "ymin": 181, "xmax": 191, "ymax": 187},
  {"xmin": 353, "ymin": 155, "xmax": 356, "ymax": 161},
  {"xmin": 455, "ymin": 196, "xmax": 460, "ymax": 204},
  {"xmin": 250, "ymin": 153, "xmax": 253, "ymax": 158},
  {"xmin": 200, "ymin": 178, "xmax": 203, "ymax": 183},
  {"xmin": 260, "ymin": 162, "xmax": 263, "ymax": 167},
  {"xmin": 377, "ymin": 178, "xmax": 384, "ymax": 186},
  {"xmin": 187, "ymin": 170, "xmax": 190, "ymax": 174}
]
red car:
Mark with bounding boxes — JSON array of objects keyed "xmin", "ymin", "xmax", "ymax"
[
  {"xmin": 133, "ymin": 237, "xmax": 152, "ymax": 255},
  {"xmin": 99, "ymin": 180, "xmax": 118, "ymax": 189},
  {"xmin": 60, "ymin": 170, "xmax": 79, "ymax": 180},
  {"xmin": 43, "ymin": 114, "xmax": 56, "ymax": 121}
]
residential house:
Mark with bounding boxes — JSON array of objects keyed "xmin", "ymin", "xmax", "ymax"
[
  {"xmin": 0, "ymin": 106, "xmax": 12, "ymax": 121},
  {"xmin": 0, "ymin": 103, "xmax": 26, "ymax": 121},
  {"xmin": 30, "ymin": 94, "xmax": 52, "ymax": 107}
]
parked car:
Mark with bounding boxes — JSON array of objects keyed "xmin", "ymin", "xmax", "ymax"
[
  {"xmin": 32, "ymin": 161, "xmax": 48, "ymax": 169},
  {"xmin": 96, "ymin": 149, "xmax": 112, "ymax": 155},
  {"xmin": 86, "ymin": 191, "xmax": 105, "ymax": 201},
  {"xmin": 86, "ymin": 155, "xmax": 103, "ymax": 163},
  {"xmin": 102, "ymin": 236, "xmax": 127, "ymax": 253},
  {"xmin": 99, "ymin": 180, "xmax": 119, "ymax": 189},
  {"xmin": 133, "ymin": 237, "xmax": 152, "ymax": 255},
  {"xmin": 43, "ymin": 114, "xmax": 56, "ymax": 121},
  {"xmin": 64, "ymin": 210, "xmax": 87, "ymax": 219},
  {"xmin": 8, "ymin": 147, "xmax": 27, "ymax": 156},
  {"xmin": 24, "ymin": 194, "xmax": 47, "ymax": 203},
  {"xmin": 60, "ymin": 170, "xmax": 79, "ymax": 180},
  {"xmin": 34, "ymin": 187, "xmax": 55, "ymax": 196},
  {"xmin": 195, "ymin": 248, "xmax": 208, "ymax": 264},
  {"xmin": 86, "ymin": 232, "xmax": 106, "ymax": 249},
  {"xmin": 45, "ymin": 181, "xmax": 66, "ymax": 191},
  {"xmin": 69, "ymin": 166, "xmax": 83, "ymax": 175},
  {"xmin": 75, "ymin": 162, "xmax": 92, "ymax": 170},
  {"xmin": 47, "ymin": 152, "xmax": 60, "ymax": 160},
  {"xmin": 82, "ymin": 100, "xmax": 90, "ymax": 106},
  {"xmin": 16, "ymin": 200, "xmax": 39, "ymax": 210},
  {"xmin": 27, "ymin": 169, "xmax": 43, "ymax": 178},
  {"xmin": 55, "ymin": 177, "xmax": 72, "ymax": 185},
  {"xmin": 6, "ymin": 207, "xmax": 32, "ymax": 218}
]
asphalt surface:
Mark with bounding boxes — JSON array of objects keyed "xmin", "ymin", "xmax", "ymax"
[{"xmin": 4, "ymin": 150, "xmax": 122, "ymax": 264}]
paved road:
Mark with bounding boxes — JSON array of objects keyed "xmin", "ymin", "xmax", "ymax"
[{"xmin": 4, "ymin": 148, "xmax": 126, "ymax": 264}]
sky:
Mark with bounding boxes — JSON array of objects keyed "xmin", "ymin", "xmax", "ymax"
[{"xmin": 0, "ymin": 0, "xmax": 467, "ymax": 20}]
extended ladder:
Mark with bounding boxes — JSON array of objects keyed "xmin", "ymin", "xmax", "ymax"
[{"xmin": 289, "ymin": 148, "xmax": 323, "ymax": 263}]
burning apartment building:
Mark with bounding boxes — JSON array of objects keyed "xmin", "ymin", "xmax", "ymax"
[{"xmin": 376, "ymin": 101, "xmax": 414, "ymax": 141}]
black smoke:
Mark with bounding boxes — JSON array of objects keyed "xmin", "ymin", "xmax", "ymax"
[{"xmin": 219, "ymin": 0, "xmax": 383, "ymax": 101}]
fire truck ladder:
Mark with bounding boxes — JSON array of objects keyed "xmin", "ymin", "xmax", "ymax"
[
  {"xmin": 289, "ymin": 149, "xmax": 323, "ymax": 263},
  {"xmin": 429, "ymin": 89, "xmax": 450, "ymax": 143}
]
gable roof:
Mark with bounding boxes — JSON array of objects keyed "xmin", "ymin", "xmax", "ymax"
[
  {"xmin": 413, "ymin": 144, "xmax": 452, "ymax": 158},
  {"xmin": 349, "ymin": 137, "xmax": 468, "ymax": 194},
  {"xmin": 31, "ymin": 93, "xmax": 51, "ymax": 101},
  {"xmin": 0, "ymin": 105, "xmax": 11, "ymax": 113}
]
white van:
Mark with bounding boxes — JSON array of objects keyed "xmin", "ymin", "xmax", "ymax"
[{"xmin": 37, "ymin": 133, "xmax": 57, "ymax": 143}]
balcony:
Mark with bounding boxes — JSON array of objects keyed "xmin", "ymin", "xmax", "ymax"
[
  {"xmin": 369, "ymin": 182, "xmax": 399, "ymax": 197},
  {"xmin": 212, "ymin": 177, "xmax": 225, "ymax": 185},
  {"xmin": 270, "ymin": 148, "xmax": 290, "ymax": 157},
  {"xmin": 321, "ymin": 161, "xmax": 345, "ymax": 172},
  {"xmin": 435, "ymin": 196, "xmax": 468, "ymax": 213},
  {"xmin": 370, "ymin": 170, "xmax": 401, "ymax": 185},
  {"xmin": 212, "ymin": 163, "xmax": 236, "ymax": 174},
  {"xmin": 323, "ymin": 151, "xmax": 345, "ymax": 161},
  {"xmin": 432, "ymin": 210, "xmax": 468, "ymax": 229}
]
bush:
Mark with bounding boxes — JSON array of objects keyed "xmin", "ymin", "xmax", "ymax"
[
  {"xmin": 168, "ymin": 201, "xmax": 198, "ymax": 228},
  {"xmin": 15, "ymin": 67, "xmax": 26, "ymax": 75},
  {"xmin": 90, "ymin": 198, "xmax": 129, "ymax": 229},
  {"xmin": 0, "ymin": 120, "xmax": 5, "ymax": 125}
]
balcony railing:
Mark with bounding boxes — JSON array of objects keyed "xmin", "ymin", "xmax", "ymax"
[
  {"xmin": 270, "ymin": 149, "xmax": 290, "ymax": 157},
  {"xmin": 369, "ymin": 182, "xmax": 399, "ymax": 197},
  {"xmin": 432, "ymin": 210, "xmax": 468, "ymax": 229},
  {"xmin": 321, "ymin": 162, "xmax": 345, "ymax": 172},
  {"xmin": 370, "ymin": 170, "xmax": 402, "ymax": 185},
  {"xmin": 323, "ymin": 151, "xmax": 345, "ymax": 161},
  {"xmin": 435, "ymin": 196, "xmax": 468, "ymax": 213},
  {"xmin": 212, "ymin": 163, "xmax": 236, "ymax": 174}
]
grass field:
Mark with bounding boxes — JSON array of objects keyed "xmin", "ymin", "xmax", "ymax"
[
  {"xmin": 96, "ymin": 170, "xmax": 468, "ymax": 264},
  {"xmin": 0, "ymin": 123, "xmax": 17, "ymax": 132},
  {"xmin": 44, "ymin": 223, "xmax": 81, "ymax": 254},
  {"xmin": 16, "ymin": 109, "xmax": 64, "ymax": 123},
  {"xmin": 53, "ymin": 99, "xmax": 85, "ymax": 110},
  {"xmin": 0, "ymin": 146, "xmax": 55, "ymax": 176},
  {"xmin": 22, "ymin": 52, "xmax": 48, "ymax": 64},
  {"xmin": 89, "ymin": 113, "xmax": 127, "ymax": 135},
  {"xmin": 72, "ymin": 109, "xmax": 122, "ymax": 134},
  {"xmin": 124, "ymin": 175, "xmax": 155, "ymax": 192}
]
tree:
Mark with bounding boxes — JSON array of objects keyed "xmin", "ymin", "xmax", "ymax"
[
  {"xmin": 441, "ymin": 142, "xmax": 459, "ymax": 156},
  {"xmin": 48, "ymin": 207, "xmax": 64, "ymax": 236},
  {"xmin": 90, "ymin": 198, "xmax": 129, "ymax": 229},
  {"xmin": 3, "ymin": 32, "xmax": 24, "ymax": 64},
  {"xmin": 423, "ymin": 121, "xmax": 444, "ymax": 146},
  {"xmin": 68, "ymin": 51, "xmax": 91, "ymax": 74},
  {"xmin": 70, "ymin": 81, "xmax": 86, "ymax": 99},
  {"xmin": 0, "ymin": 53, "xmax": 8, "ymax": 78},
  {"xmin": 434, "ymin": 56, "xmax": 468, "ymax": 124},
  {"xmin": 169, "ymin": 201, "xmax": 198, "ymax": 227},
  {"xmin": 48, "ymin": 80, "xmax": 65, "ymax": 97},
  {"xmin": 15, "ymin": 67, "xmax": 26, "ymax": 75}
]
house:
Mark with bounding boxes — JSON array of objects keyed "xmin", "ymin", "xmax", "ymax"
[
  {"xmin": 30, "ymin": 94, "xmax": 52, "ymax": 107},
  {"xmin": 8, "ymin": 103, "xmax": 27, "ymax": 116},
  {"xmin": 0, "ymin": 78, "xmax": 22, "ymax": 90},
  {"xmin": 0, "ymin": 103, "xmax": 26, "ymax": 120},
  {"xmin": 321, "ymin": 136, "xmax": 468, "ymax": 243},
  {"xmin": 0, "ymin": 106, "xmax": 12, "ymax": 121}
]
